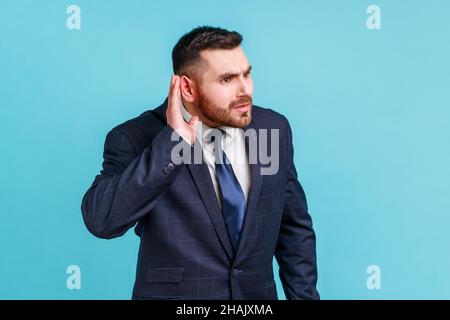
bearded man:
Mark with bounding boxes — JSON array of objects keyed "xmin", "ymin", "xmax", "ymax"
[{"xmin": 81, "ymin": 26, "xmax": 319, "ymax": 300}]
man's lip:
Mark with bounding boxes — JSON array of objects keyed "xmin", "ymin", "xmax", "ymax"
[{"xmin": 233, "ymin": 102, "xmax": 251, "ymax": 109}]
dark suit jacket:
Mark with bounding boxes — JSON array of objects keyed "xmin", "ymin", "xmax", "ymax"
[{"xmin": 81, "ymin": 98, "xmax": 319, "ymax": 300}]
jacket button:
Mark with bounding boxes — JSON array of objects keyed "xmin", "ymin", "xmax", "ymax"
[
  {"xmin": 232, "ymin": 269, "xmax": 242, "ymax": 277},
  {"xmin": 163, "ymin": 163, "xmax": 175, "ymax": 174}
]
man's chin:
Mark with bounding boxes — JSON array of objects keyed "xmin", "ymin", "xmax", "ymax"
[{"xmin": 229, "ymin": 113, "xmax": 252, "ymax": 128}]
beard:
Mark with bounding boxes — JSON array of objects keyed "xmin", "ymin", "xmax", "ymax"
[{"xmin": 196, "ymin": 91, "xmax": 252, "ymax": 128}]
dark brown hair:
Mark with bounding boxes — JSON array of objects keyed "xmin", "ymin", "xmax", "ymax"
[{"xmin": 172, "ymin": 26, "xmax": 243, "ymax": 77}]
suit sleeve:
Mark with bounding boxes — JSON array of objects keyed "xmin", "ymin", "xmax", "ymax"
[
  {"xmin": 274, "ymin": 118, "xmax": 320, "ymax": 300},
  {"xmin": 81, "ymin": 125, "xmax": 188, "ymax": 239}
]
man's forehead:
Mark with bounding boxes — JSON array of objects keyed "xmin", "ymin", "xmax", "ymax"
[{"xmin": 200, "ymin": 47, "xmax": 250, "ymax": 74}]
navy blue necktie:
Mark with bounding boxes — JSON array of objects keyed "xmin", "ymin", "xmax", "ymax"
[{"xmin": 215, "ymin": 131, "xmax": 246, "ymax": 252}]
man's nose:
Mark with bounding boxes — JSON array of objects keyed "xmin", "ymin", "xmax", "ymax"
[{"xmin": 237, "ymin": 75, "xmax": 252, "ymax": 97}]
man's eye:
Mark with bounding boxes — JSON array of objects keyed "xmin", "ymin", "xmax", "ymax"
[
  {"xmin": 223, "ymin": 77, "xmax": 232, "ymax": 83},
  {"xmin": 243, "ymin": 72, "xmax": 250, "ymax": 78}
]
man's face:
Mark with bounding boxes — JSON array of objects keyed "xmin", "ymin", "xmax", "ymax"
[{"xmin": 194, "ymin": 46, "xmax": 253, "ymax": 128}]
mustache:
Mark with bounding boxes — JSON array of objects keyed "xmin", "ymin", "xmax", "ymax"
[{"xmin": 230, "ymin": 96, "xmax": 252, "ymax": 108}]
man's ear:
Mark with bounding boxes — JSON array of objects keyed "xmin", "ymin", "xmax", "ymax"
[{"xmin": 180, "ymin": 75, "xmax": 197, "ymax": 103}]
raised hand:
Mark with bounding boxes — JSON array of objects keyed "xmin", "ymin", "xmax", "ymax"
[{"xmin": 166, "ymin": 75, "xmax": 199, "ymax": 144}]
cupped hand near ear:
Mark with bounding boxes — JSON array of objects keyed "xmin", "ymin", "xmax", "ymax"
[{"xmin": 166, "ymin": 75, "xmax": 199, "ymax": 144}]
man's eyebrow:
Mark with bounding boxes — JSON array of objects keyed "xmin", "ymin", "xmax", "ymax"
[{"xmin": 217, "ymin": 65, "xmax": 252, "ymax": 80}]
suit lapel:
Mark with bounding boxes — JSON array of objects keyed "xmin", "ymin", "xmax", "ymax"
[
  {"xmin": 234, "ymin": 116, "xmax": 263, "ymax": 260},
  {"xmin": 186, "ymin": 155, "xmax": 235, "ymax": 262}
]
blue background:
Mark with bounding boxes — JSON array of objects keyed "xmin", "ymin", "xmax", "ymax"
[{"xmin": 1, "ymin": 0, "xmax": 449, "ymax": 299}]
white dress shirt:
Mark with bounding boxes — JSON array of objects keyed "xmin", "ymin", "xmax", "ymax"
[{"xmin": 179, "ymin": 101, "xmax": 251, "ymax": 207}]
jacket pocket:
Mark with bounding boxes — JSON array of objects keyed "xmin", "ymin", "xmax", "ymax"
[{"xmin": 145, "ymin": 267, "xmax": 184, "ymax": 283}]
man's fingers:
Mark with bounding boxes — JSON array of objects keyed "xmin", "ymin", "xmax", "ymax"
[
  {"xmin": 166, "ymin": 77, "xmax": 197, "ymax": 144},
  {"xmin": 168, "ymin": 74, "xmax": 174, "ymax": 93},
  {"xmin": 168, "ymin": 75, "xmax": 176, "ymax": 101},
  {"xmin": 173, "ymin": 76, "xmax": 181, "ymax": 102},
  {"xmin": 168, "ymin": 75, "xmax": 182, "ymax": 115},
  {"xmin": 168, "ymin": 75, "xmax": 177, "ymax": 102},
  {"xmin": 167, "ymin": 75, "xmax": 188, "ymax": 133}
]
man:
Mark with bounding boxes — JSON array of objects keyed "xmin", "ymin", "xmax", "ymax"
[{"xmin": 81, "ymin": 26, "xmax": 319, "ymax": 300}]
